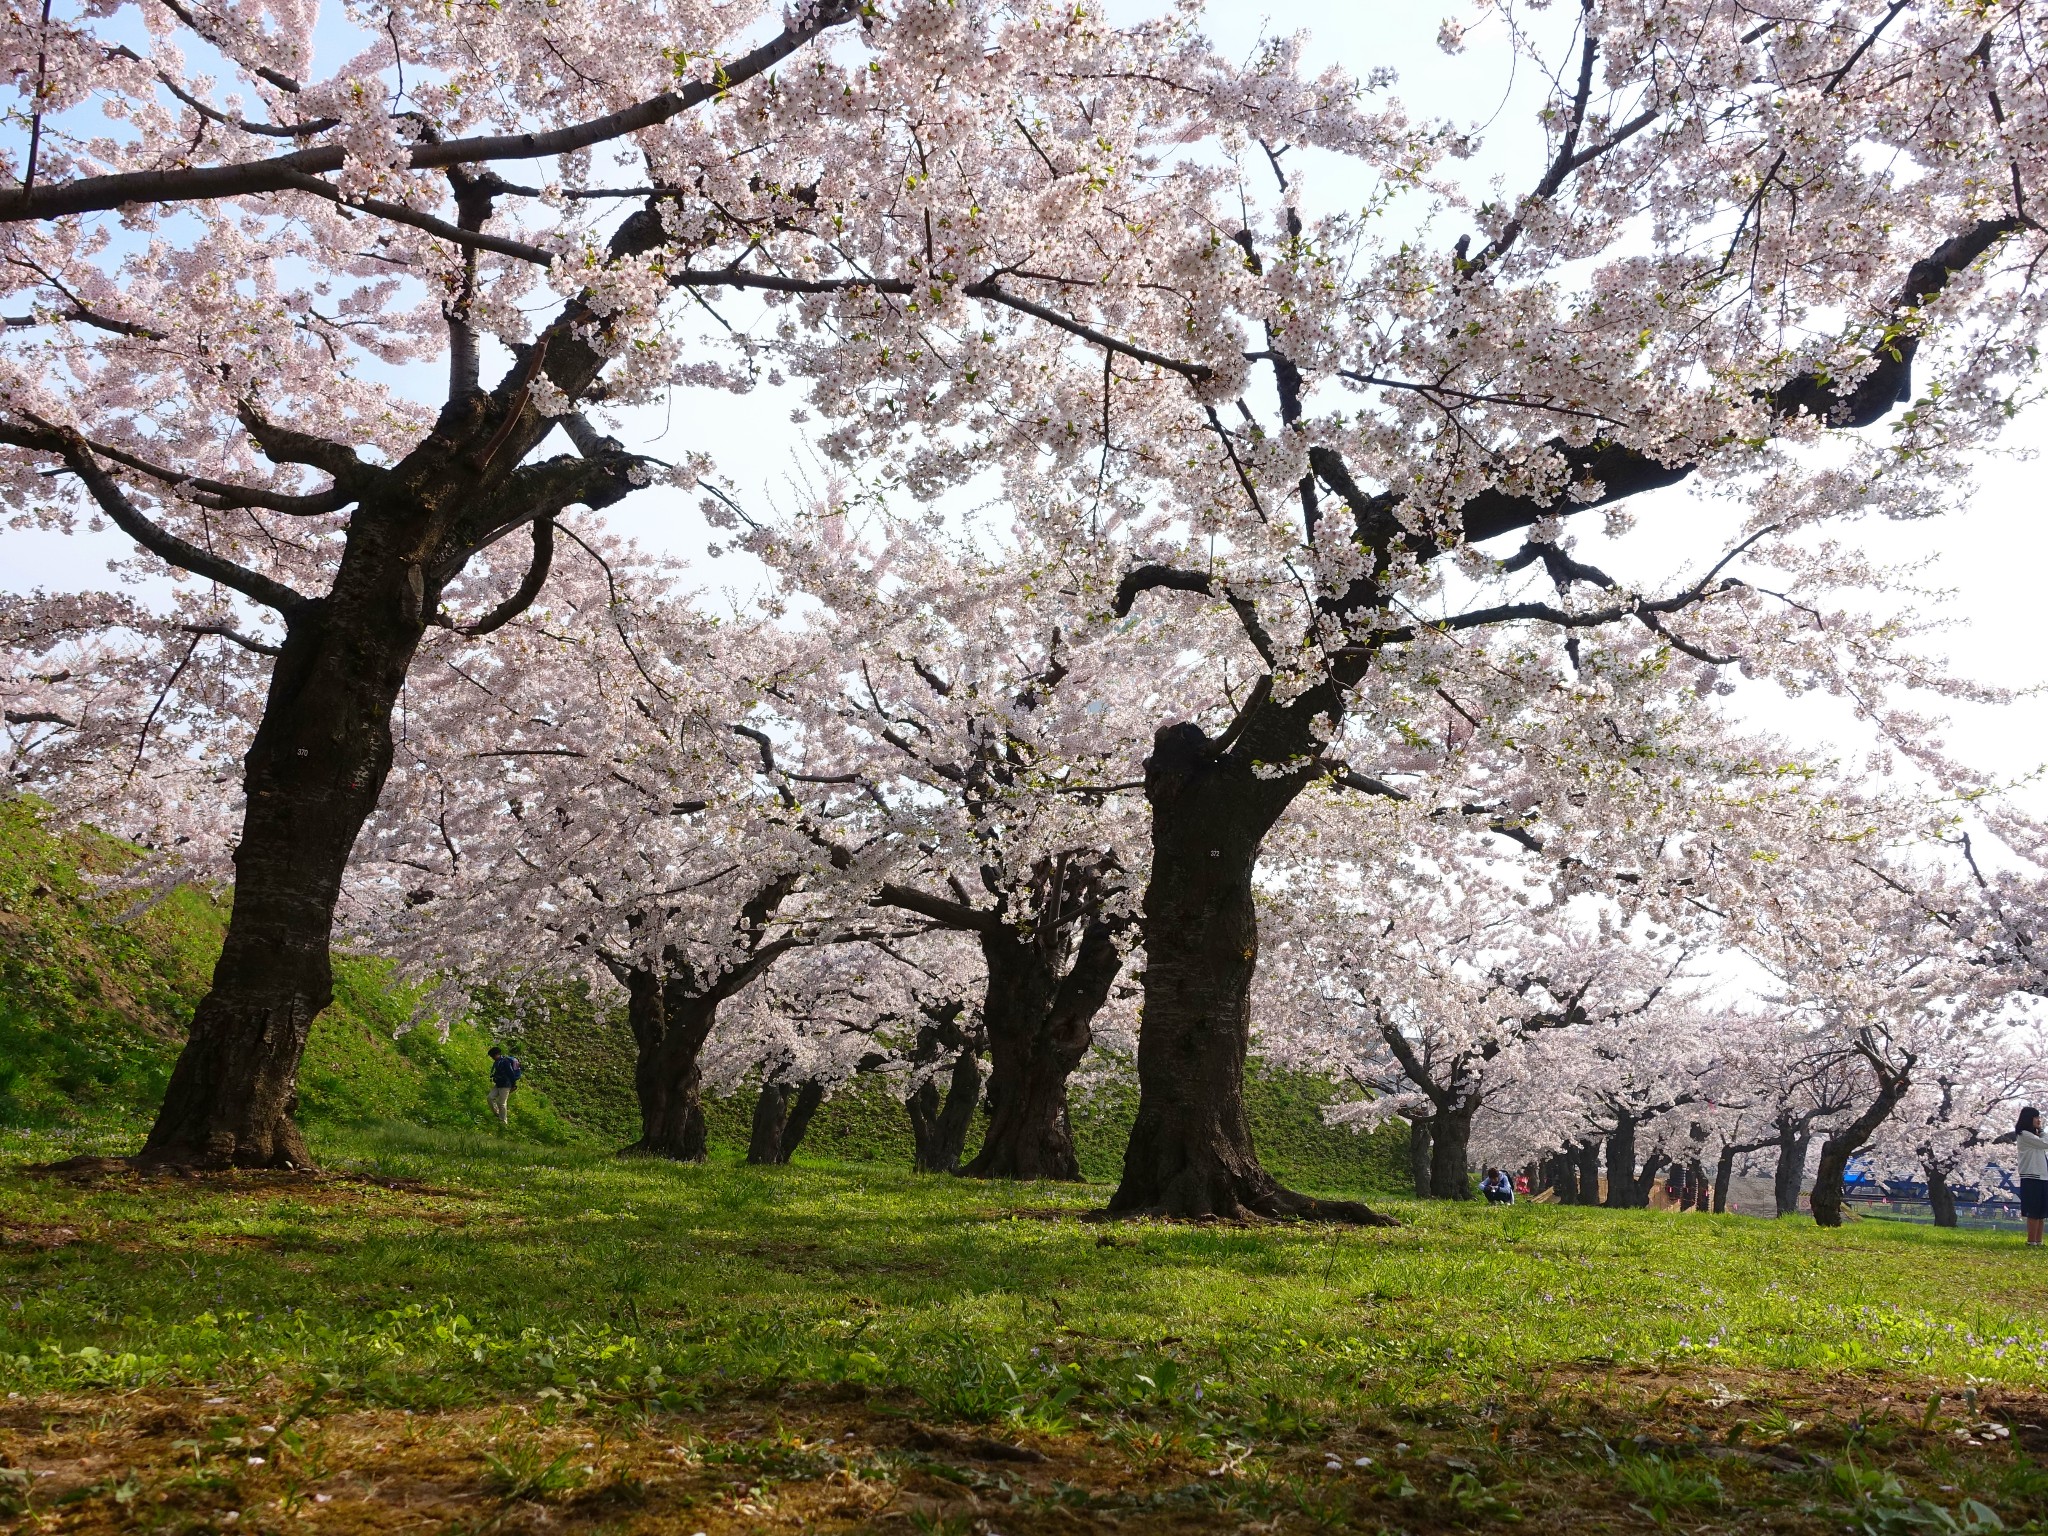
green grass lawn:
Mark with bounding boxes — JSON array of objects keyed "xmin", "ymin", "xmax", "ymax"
[{"xmin": 3, "ymin": 1125, "xmax": 2047, "ymax": 1533}]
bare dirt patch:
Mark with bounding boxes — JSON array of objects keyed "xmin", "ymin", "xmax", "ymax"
[
  {"xmin": 0, "ymin": 1221, "xmax": 83, "ymax": 1251},
  {"xmin": 21, "ymin": 1155, "xmax": 467, "ymax": 1203},
  {"xmin": 2, "ymin": 1372, "xmax": 2044, "ymax": 1534}
]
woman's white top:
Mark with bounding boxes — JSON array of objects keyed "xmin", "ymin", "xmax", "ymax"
[{"xmin": 2016, "ymin": 1129, "xmax": 2048, "ymax": 1182}]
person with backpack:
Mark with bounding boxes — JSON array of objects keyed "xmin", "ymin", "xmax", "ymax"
[{"xmin": 487, "ymin": 1046, "xmax": 524, "ymax": 1125}]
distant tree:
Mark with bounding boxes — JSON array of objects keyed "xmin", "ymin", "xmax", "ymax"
[
  {"xmin": 766, "ymin": 510, "xmax": 1194, "ymax": 1179},
  {"xmin": 355, "ymin": 539, "xmax": 884, "ymax": 1160}
]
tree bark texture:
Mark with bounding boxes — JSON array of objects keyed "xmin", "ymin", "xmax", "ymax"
[
  {"xmin": 1773, "ymin": 1123, "xmax": 1813, "ymax": 1218},
  {"xmin": 1109, "ymin": 725, "xmax": 1390, "ymax": 1223},
  {"xmin": 1429, "ymin": 1105, "xmax": 1476, "ymax": 1200},
  {"xmin": 959, "ymin": 922, "xmax": 1120, "ymax": 1181},
  {"xmin": 1602, "ymin": 1120, "xmax": 1634, "ymax": 1208},
  {"xmin": 748, "ymin": 1081, "xmax": 791, "ymax": 1165},
  {"xmin": 1806, "ymin": 1141, "xmax": 1853, "ymax": 1228},
  {"xmin": 1714, "ymin": 1145, "xmax": 1738, "ymax": 1214},
  {"xmin": 1573, "ymin": 1140, "xmax": 1602, "ymax": 1206},
  {"xmin": 140, "ymin": 539, "xmax": 431, "ymax": 1168},
  {"xmin": 906, "ymin": 1009, "xmax": 983, "ymax": 1175},
  {"xmin": 1925, "ymin": 1162, "xmax": 1958, "ymax": 1228},
  {"xmin": 619, "ymin": 971, "xmax": 715, "ymax": 1160},
  {"xmin": 1810, "ymin": 1063, "xmax": 1913, "ymax": 1229},
  {"xmin": 1408, "ymin": 1117, "xmax": 1434, "ymax": 1199}
]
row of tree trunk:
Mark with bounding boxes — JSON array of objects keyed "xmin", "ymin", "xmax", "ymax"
[
  {"xmin": 1526, "ymin": 1103, "xmax": 1930, "ymax": 1226},
  {"xmin": 1424, "ymin": 1113, "xmax": 1681, "ymax": 1210},
  {"xmin": 607, "ymin": 993, "xmax": 992, "ymax": 1175}
]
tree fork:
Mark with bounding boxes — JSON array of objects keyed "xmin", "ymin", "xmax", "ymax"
[
  {"xmin": 959, "ymin": 925, "xmax": 1120, "ymax": 1182},
  {"xmin": 620, "ymin": 976, "xmax": 716, "ymax": 1161},
  {"xmin": 1107, "ymin": 723, "xmax": 1392, "ymax": 1225},
  {"xmin": 1809, "ymin": 1049, "xmax": 1914, "ymax": 1229},
  {"xmin": 748, "ymin": 1078, "xmax": 825, "ymax": 1165},
  {"xmin": 908, "ymin": 1013, "xmax": 983, "ymax": 1175}
]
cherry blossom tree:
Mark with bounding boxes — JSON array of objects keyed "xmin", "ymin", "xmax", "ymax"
[
  {"xmin": 0, "ymin": 0, "xmax": 1377, "ymax": 1166},
  {"xmin": 972, "ymin": 0, "xmax": 2048, "ymax": 1220},
  {"xmin": 10, "ymin": 0, "xmax": 2045, "ymax": 1202},
  {"xmin": 758, "ymin": 505, "xmax": 1210, "ymax": 1179},
  {"xmin": 351, "ymin": 536, "xmax": 899, "ymax": 1160},
  {"xmin": 1721, "ymin": 810, "xmax": 2017, "ymax": 1226},
  {"xmin": 2, "ymin": 590, "xmax": 262, "ymax": 893},
  {"xmin": 718, "ymin": 931, "xmax": 976, "ymax": 1168},
  {"xmin": 1667, "ymin": 759, "xmax": 2032, "ymax": 1226},
  {"xmin": 1864, "ymin": 1040, "xmax": 2045, "ymax": 1226},
  {"xmin": 1246, "ymin": 600, "xmax": 2023, "ymax": 1217},
  {"xmin": 1263, "ymin": 829, "xmax": 1694, "ymax": 1202}
]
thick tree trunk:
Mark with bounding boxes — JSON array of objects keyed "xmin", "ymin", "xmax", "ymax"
[
  {"xmin": 1429, "ymin": 1104, "xmax": 1476, "ymax": 1200},
  {"xmin": 747, "ymin": 1081, "xmax": 791, "ymax": 1165},
  {"xmin": 960, "ymin": 924, "xmax": 1120, "ymax": 1181},
  {"xmin": 1714, "ymin": 1144, "xmax": 1738, "ymax": 1214},
  {"xmin": 1573, "ymin": 1140, "xmax": 1601, "ymax": 1206},
  {"xmin": 1807, "ymin": 1141, "xmax": 1853, "ymax": 1227},
  {"xmin": 1773, "ymin": 1124, "xmax": 1812, "ymax": 1218},
  {"xmin": 620, "ymin": 975, "xmax": 715, "ymax": 1160},
  {"xmin": 137, "ymin": 224, "xmax": 655, "ymax": 1168},
  {"xmin": 1408, "ymin": 1116, "xmax": 1434, "ymax": 1198},
  {"xmin": 1925, "ymin": 1162, "xmax": 1958, "ymax": 1227},
  {"xmin": 1110, "ymin": 726, "xmax": 1389, "ymax": 1223},
  {"xmin": 1810, "ymin": 1070, "xmax": 1912, "ymax": 1229},
  {"xmin": 1604, "ymin": 1118, "xmax": 1640, "ymax": 1208},
  {"xmin": 907, "ymin": 1008, "xmax": 983, "ymax": 1174},
  {"xmin": 140, "ymin": 562, "xmax": 428, "ymax": 1169},
  {"xmin": 748, "ymin": 1077, "xmax": 826, "ymax": 1165}
]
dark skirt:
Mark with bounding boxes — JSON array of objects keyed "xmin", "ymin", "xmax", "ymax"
[{"xmin": 2022, "ymin": 1178, "xmax": 2048, "ymax": 1220}]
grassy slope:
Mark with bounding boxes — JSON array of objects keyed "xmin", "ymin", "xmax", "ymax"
[
  {"xmin": 0, "ymin": 1127, "xmax": 2044, "ymax": 1532},
  {"xmin": 2, "ymin": 795, "xmax": 1409, "ymax": 1193},
  {"xmin": 0, "ymin": 798, "xmax": 585, "ymax": 1144}
]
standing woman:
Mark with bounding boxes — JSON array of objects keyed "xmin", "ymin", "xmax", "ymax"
[{"xmin": 2015, "ymin": 1108, "xmax": 2048, "ymax": 1247}]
